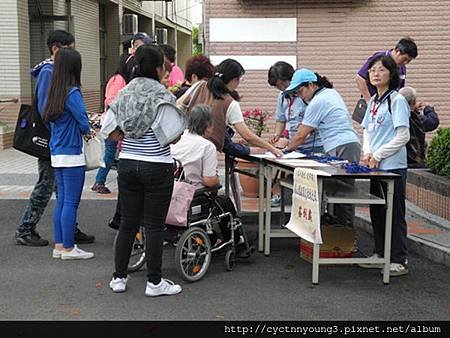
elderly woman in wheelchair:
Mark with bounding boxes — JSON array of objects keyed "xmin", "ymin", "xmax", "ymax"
[{"xmin": 115, "ymin": 105, "xmax": 254, "ymax": 282}]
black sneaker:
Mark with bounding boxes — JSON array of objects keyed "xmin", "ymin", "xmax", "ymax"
[
  {"xmin": 75, "ymin": 228, "xmax": 95, "ymax": 244},
  {"xmin": 108, "ymin": 218, "xmax": 120, "ymax": 230},
  {"xmin": 15, "ymin": 230, "xmax": 49, "ymax": 247}
]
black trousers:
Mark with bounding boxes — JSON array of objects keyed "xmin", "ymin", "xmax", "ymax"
[
  {"xmin": 114, "ymin": 159, "xmax": 174, "ymax": 284},
  {"xmin": 369, "ymin": 168, "xmax": 408, "ymax": 265}
]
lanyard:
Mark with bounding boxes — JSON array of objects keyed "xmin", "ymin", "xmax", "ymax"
[
  {"xmin": 287, "ymin": 97, "xmax": 294, "ymax": 121},
  {"xmin": 370, "ymin": 100, "xmax": 382, "ymax": 119},
  {"xmin": 370, "ymin": 90, "xmax": 394, "ymax": 120}
]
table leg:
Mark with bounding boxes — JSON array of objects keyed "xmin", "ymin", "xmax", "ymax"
[
  {"xmin": 258, "ymin": 161, "xmax": 265, "ymax": 252},
  {"xmin": 312, "ymin": 243, "xmax": 320, "ymax": 285},
  {"xmin": 382, "ymin": 179, "xmax": 394, "ymax": 285},
  {"xmin": 264, "ymin": 165, "xmax": 273, "ymax": 256},
  {"xmin": 312, "ymin": 179, "xmax": 323, "ymax": 285}
]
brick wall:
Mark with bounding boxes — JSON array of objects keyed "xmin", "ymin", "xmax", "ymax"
[
  {"xmin": 205, "ymin": 0, "xmax": 450, "ymax": 141},
  {"xmin": 406, "ymin": 184, "xmax": 450, "ymax": 220},
  {"xmin": 406, "ymin": 170, "xmax": 450, "ymax": 220}
]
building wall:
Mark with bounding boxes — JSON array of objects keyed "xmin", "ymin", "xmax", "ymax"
[
  {"xmin": 0, "ymin": 0, "xmax": 30, "ymax": 140},
  {"xmin": 71, "ymin": 0, "xmax": 101, "ymax": 112},
  {"xmin": 0, "ymin": 0, "xmax": 194, "ymax": 148},
  {"xmin": 105, "ymin": 3, "xmax": 121, "ymax": 81},
  {"xmin": 204, "ymin": 0, "xmax": 450, "ymax": 140}
]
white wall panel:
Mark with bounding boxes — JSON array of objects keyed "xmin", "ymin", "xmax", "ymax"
[
  {"xmin": 210, "ymin": 55, "xmax": 297, "ymax": 70},
  {"xmin": 209, "ymin": 18, "xmax": 297, "ymax": 42}
]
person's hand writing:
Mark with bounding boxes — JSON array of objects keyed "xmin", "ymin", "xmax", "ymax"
[{"xmin": 270, "ymin": 134, "xmax": 280, "ymax": 144}]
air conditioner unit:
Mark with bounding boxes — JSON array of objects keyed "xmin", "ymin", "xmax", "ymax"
[
  {"xmin": 123, "ymin": 14, "xmax": 138, "ymax": 35},
  {"xmin": 155, "ymin": 28, "xmax": 168, "ymax": 44}
]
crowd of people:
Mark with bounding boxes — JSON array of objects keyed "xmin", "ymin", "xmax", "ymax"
[{"xmin": 14, "ymin": 30, "xmax": 440, "ymax": 297}]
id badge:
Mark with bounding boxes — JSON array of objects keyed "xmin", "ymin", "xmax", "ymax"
[{"xmin": 368, "ymin": 122, "xmax": 375, "ymax": 132}]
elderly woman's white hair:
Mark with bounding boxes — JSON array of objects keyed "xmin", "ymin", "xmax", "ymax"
[{"xmin": 398, "ymin": 86, "xmax": 417, "ymax": 106}]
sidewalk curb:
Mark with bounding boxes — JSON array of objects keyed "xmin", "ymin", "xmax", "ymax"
[
  {"xmin": 239, "ymin": 210, "xmax": 450, "ymax": 268},
  {"xmin": 355, "ymin": 214, "xmax": 450, "ymax": 268}
]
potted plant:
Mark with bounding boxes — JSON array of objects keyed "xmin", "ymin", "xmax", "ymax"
[{"xmin": 236, "ymin": 108, "xmax": 272, "ymax": 198}]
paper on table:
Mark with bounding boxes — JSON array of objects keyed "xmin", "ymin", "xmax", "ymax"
[
  {"xmin": 282, "ymin": 151, "xmax": 306, "ymax": 159},
  {"xmin": 251, "ymin": 151, "xmax": 306, "ymax": 159},
  {"xmin": 276, "ymin": 159, "xmax": 330, "ymax": 167},
  {"xmin": 251, "ymin": 152, "xmax": 276, "ymax": 159}
]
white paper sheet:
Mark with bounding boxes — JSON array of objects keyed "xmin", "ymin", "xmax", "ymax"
[
  {"xmin": 251, "ymin": 151, "xmax": 306, "ymax": 159},
  {"xmin": 276, "ymin": 159, "xmax": 330, "ymax": 167}
]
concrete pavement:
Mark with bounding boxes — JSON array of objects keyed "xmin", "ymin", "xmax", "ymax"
[{"xmin": 0, "ymin": 149, "xmax": 449, "ymax": 320}]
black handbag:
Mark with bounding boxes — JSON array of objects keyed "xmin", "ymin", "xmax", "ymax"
[
  {"xmin": 352, "ymin": 96, "xmax": 367, "ymax": 124},
  {"xmin": 13, "ymin": 96, "xmax": 50, "ymax": 160}
]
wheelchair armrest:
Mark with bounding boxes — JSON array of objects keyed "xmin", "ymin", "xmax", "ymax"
[{"xmin": 194, "ymin": 184, "xmax": 222, "ymax": 197}]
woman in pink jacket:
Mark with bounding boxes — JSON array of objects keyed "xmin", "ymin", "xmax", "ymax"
[{"xmin": 91, "ymin": 53, "xmax": 131, "ymax": 194}]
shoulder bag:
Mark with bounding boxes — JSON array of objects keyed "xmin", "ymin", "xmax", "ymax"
[
  {"xmin": 13, "ymin": 96, "xmax": 50, "ymax": 159},
  {"xmin": 165, "ymin": 168, "xmax": 197, "ymax": 227},
  {"xmin": 351, "ymin": 96, "xmax": 367, "ymax": 124}
]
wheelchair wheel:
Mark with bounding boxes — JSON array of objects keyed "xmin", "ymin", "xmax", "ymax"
[
  {"xmin": 175, "ymin": 226, "xmax": 212, "ymax": 282},
  {"xmin": 224, "ymin": 249, "xmax": 235, "ymax": 271},
  {"xmin": 112, "ymin": 226, "xmax": 146, "ymax": 273}
]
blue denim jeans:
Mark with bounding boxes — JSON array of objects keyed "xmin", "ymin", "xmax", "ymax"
[
  {"xmin": 114, "ymin": 159, "xmax": 173, "ymax": 284},
  {"xmin": 95, "ymin": 139, "xmax": 117, "ymax": 185},
  {"xmin": 54, "ymin": 166, "xmax": 85, "ymax": 248}
]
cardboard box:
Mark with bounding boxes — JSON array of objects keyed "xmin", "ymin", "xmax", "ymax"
[{"xmin": 300, "ymin": 226, "xmax": 356, "ymax": 263}]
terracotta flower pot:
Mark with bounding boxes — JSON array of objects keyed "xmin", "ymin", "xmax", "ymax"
[{"xmin": 236, "ymin": 158, "xmax": 259, "ymax": 198}]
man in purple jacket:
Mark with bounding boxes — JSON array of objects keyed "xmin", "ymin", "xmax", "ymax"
[{"xmin": 356, "ymin": 37, "xmax": 418, "ymax": 102}]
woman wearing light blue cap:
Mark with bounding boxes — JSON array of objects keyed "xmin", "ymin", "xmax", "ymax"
[{"xmin": 284, "ymin": 68, "xmax": 361, "ymax": 226}]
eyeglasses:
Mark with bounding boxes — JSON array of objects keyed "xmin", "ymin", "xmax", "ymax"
[{"xmin": 368, "ymin": 67, "xmax": 388, "ymax": 74}]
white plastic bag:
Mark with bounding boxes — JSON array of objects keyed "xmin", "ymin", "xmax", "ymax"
[{"xmin": 84, "ymin": 135, "xmax": 105, "ymax": 171}]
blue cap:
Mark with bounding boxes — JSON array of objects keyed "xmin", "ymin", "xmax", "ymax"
[
  {"xmin": 132, "ymin": 32, "xmax": 152, "ymax": 45},
  {"xmin": 283, "ymin": 68, "xmax": 317, "ymax": 93}
]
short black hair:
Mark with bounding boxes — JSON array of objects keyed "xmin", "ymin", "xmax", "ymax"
[
  {"xmin": 46, "ymin": 30, "xmax": 75, "ymax": 54},
  {"xmin": 268, "ymin": 61, "xmax": 294, "ymax": 86},
  {"xmin": 366, "ymin": 55, "xmax": 400, "ymax": 91},
  {"xmin": 160, "ymin": 44, "xmax": 176, "ymax": 63},
  {"xmin": 395, "ymin": 37, "xmax": 418, "ymax": 58}
]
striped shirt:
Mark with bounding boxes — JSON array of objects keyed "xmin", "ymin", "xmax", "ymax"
[{"xmin": 119, "ymin": 129, "xmax": 173, "ymax": 163}]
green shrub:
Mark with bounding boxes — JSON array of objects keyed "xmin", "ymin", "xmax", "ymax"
[{"xmin": 427, "ymin": 127, "xmax": 450, "ymax": 178}]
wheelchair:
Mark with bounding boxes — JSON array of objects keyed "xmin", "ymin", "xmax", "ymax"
[{"xmin": 113, "ymin": 163, "xmax": 254, "ymax": 283}]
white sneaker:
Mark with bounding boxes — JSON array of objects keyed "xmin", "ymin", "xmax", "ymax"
[
  {"xmin": 380, "ymin": 263, "xmax": 409, "ymax": 277},
  {"xmin": 61, "ymin": 245, "xmax": 94, "ymax": 260},
  {"xmin": 145, "ymin": 278, "xmax": 182, "ymax": 297},
  {"xmin": 52, "ymin": 248, "xmax": 63, "ymax": 259},
  {"xmin": 109, "ymin": 277, "xmax": 128, "ymax": 293},
  {"xmin": 358, "ymin": 253, "xmax": 384, "ymax": 269}
]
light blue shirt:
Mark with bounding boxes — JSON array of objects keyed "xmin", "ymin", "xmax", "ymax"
[
  {"xmin": 275, "ymin": 92, "xmax": 322, "ymax": 152},
  {"xmin": 362, "ymin": 91, "xmax": 410, "ymax": 170},
  {"xmin": 302, "ymin": 88, "xmax": 360, "ymax": 153}
]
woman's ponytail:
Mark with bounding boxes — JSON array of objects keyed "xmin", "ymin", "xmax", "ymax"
[
  {"xmin": 207, "ymin": 59, "xmax": 245, "ymax": 100},
  {"xmin": 315, "ymin": 72, "xmax": 333, "ymax": 88}
]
